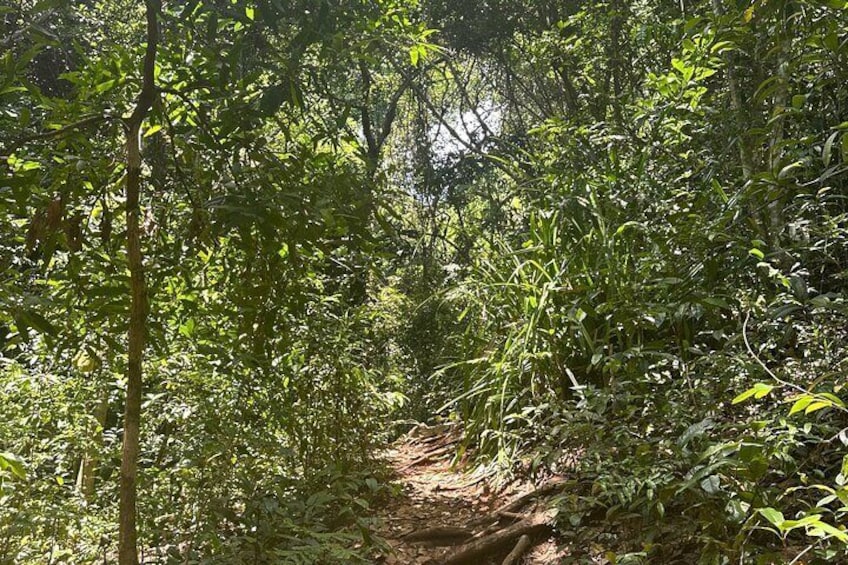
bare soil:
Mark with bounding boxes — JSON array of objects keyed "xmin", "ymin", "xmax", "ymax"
[{"xmin": 370, "ymin": 425, "xmax": 569, "ymax": 565}]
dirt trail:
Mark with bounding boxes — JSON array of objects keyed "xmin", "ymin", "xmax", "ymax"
[{"xmin": 371, "ymin": 425, "xmax": 566, "ymax": 565}]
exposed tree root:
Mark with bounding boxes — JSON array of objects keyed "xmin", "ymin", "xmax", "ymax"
[
  {"xmin": 468, "ymin": 480, "xmax": 566, "ymax": 528},
  {"xmin": 402, "ymin": 526, "xmax": 473, "ymax": 545},
  {"xmin": 377, "ymin": 427, "xmax": 569, "ymax": 564},
  {"xmin": 442, "ymin": 509, "xmax": 557, "ymax": 565},
  {"xmin": 398, "ymin": 444, "xmax": 454, "ymax": 471},
  {"xmin": 472, "ymin": 512, "xmax": 526, "ymax": 541},
  {"xmin": 435, "ymin": 470, "xmax": 496, "ymax": 492},
  {"xmin": 501, "ymin": 534, "xmax": 532, "ymax": 565}
]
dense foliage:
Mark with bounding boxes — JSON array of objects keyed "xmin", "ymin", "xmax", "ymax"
[{"xmin": 2, "ymin": 0, "xmax": 848, "ymax": 563}]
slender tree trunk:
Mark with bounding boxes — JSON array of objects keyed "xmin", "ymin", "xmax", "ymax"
[
  {"xmin": 607, "ymin": 0, "xmax": 625, "ymax": 125},
  {"xmin": 711, "ymin": 0, "xmax": 771, "ymax": 240},
  {"xmin": 76, "ymin": 389, "xmax": 109, "ymax": 498},
  {"xmin": 119, "ymin": 1, "xmax": 159, "ymax": 563},
  {"xmin": 767, "ymin": 2, "xmax": 791, "ymax": 247},
  {"xmin": 711, "ymin": 0, "xmax": 757, "ymax": 181}
]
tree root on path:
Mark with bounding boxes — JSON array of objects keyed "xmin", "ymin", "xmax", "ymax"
[
  {"xmin": 442, "ymin": 509, "xmax": 557, "ymax": 565},
  {"xmin": 468, "ymin": 480, "xmax": 566, "ymax": 528},
  {"xmin": 384, "ymin": 430, "xmax": 569, "ymax": 564},
  {"xmin": 435, "ymin": 471, "xmax": 495, "ymax": 492},
  {"xmin": 398, "ymin": 444, "xmax": 455, "ymax": 471},
  {"xmin": 402, "ymin": 526, "xmax": 473, "ymax": 545},
  {"xmin": 501, "ymin": 534, "xmax": 532, "ymax": 565}
]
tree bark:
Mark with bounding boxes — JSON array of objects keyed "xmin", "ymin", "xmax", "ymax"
[
  {"xmin": 118, "ymin": 1, "xmax": 159, "ymax": 563},
  {"xmin": 502, "ymin": 534, "xmax": 532, "ymax": 565},
  {"xmin": 76, "ymin": 389, "xmax": 109, "ymax": 498},
  {"xmin": 607, "ymin": 0, "xmax": 625, "ymax": 125},
  {"xmin": 711, "ymin": 0, "xmax": 770, "ymax": 240},
  {"xmin": 766, "ymin": 1, "xmax": 791, "ymax": 247},
  {"xmin": 711, "ymin": 0, "xmax": 757, "ymax": 181},
  {"xmin": 443, "ymin": 509, "xmax": 556, "ymax": 565}
]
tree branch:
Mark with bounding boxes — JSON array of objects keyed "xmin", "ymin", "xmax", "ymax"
[{"xmin": 3, "ymin": 114, "xmax": 115, "ymax": 155}]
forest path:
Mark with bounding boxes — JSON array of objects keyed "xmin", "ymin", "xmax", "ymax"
[{"xmin": 371, "ymin": 424, "xmax": 566, "ymax": 565}]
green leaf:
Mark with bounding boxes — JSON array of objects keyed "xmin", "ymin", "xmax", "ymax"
[
  {"xmin": 245, "ymin": 6, "xmax": 255, "ymax": 20},
  {"xmin": 700, "ymin": 474, "xmax": 720, "ymax": 494},
  {"xmin": 19, "ymin": 310, "xmax": 56, "ymax": 336},
  {"xmin": 758, "ymin": 507, "xmax": 785, "ymax": 529},
  {"xmin": 788, "ymin": 395, "xmax": 814, "ymax": 415},
  {"xmin": 805, "ymin": 400, "xmax": 833, "ymax": 414},
  {"xmin": 754, "ymin": 384, "xmax": 774, "ymax": 399},
  {"xmin": 259, "ymin": 83, "xmax": 287, "ymax": 116},
  {"xmin": 733, "ymin": 383, "xmax": 774, "ymax": 404},
  {"xmin": 782, "ymin": 515, "xmax": 821, "ymax": 531},
  {"xmin": 143, "ymin": 124, "xmax": 162, "ymax": 138},
  {"xmin": 823, "ymin": 131, "xmax": 839, "ymax": 166},
  {"xmin": 820, "ymin": 393, "xmax": 845, "ymax": 408},
  {"xmin": 842, "ymin": 133, "xmax": 848, "ymax": 163},
  {"xmin": 778, "ymin": 160, "xmax": 804, "ymax": 180},
  {"xmin": 0, "ymin": 452, "xmax": 26, "ymax": 479},
  {"xmin": 73, "ymin": 350, "xmax": 99, "ymax": 373},
  {"xmin": 615, "ymin": 221, "xmax": 643, "ymax": 235},
  {"xmin": 179, "ymin": 318, "xmax": 196, "ymax": 338},
  {"xmin": 809, "ymin": 521, "xmax": 848, "ymax": 542},
  {"xmin": 749, "ymin": 248, "xmax": 765, "ymax": 260}
]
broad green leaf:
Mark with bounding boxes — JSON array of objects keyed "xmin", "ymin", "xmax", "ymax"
[
  {"xmin": 788, "ymin": 395, "xmax": 814, "ymax": 415},
  {"xmin": 782, "ymin": 515, "xmax": 821, "ymax": 530},
  {"xmin": 809, "ymin": 521, "xmax": 848, "ymax": 542},
  {"xmin": 0, "ymin": 453, "xmax": 25, "ymax": 479},
  {"xmin": 733, "ymin": 383, "xmax": 774, "ymax": 404},
  {"xmin": 805, "ymin": 400, "xmax": 833, "ymax": 414},
  {"xmin": 700, "ymin": 474, "xmax": 720, "ymax": 494},
  {"xmin": 821, "ymin": 392, "xmax": 845, "ymax": 408},
  {"xmin": 758, "ymin": 507, "xmax": 785, "ymax": 529},
  {"xmin": 778, "ymin": 161, "xmax": 804, "ymax": 180},
  {"xmin": 144, "ymin": 124, "xmax": 162, "ymax": 138}
]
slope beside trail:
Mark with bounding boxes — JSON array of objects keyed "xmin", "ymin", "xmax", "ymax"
[{"xmin": 370, "ymin": 424, "xmax": 568, "ymax": 565}]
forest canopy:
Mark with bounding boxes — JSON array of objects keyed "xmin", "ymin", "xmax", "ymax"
[{"xmin": 2, "ymin": 0, "xmax": 848, "ymax": 563}]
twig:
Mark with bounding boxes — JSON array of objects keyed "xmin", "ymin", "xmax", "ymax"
[
  {"xmin": 787, "ymin": 543, "xmax": 816, "ymax": 565},
  {"xmin": 742, "ymin": 312, "xmax": 809, "ymax": 396},
  {"xmin": 4, "ymin": 114, "xmax": 115, "ymax": 155},
  {"xmin": 742, "ymin": 311, "xmax": 847, "ymax": 412}
]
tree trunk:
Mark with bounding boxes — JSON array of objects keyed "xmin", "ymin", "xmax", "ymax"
[
  {"xmin": 711, "ymin": 0, "xmax": 770, "ymax": 240},
  {"xmin": 118, "ymin": 1, "xmax": 158, "ymax": 563},
  {"xmin": 711, "ymin": 0, "xmax": 758, "ymax": 182},
  {"xmin": 607, "ymin": 0, "xmax": 625, "ymax": 125},
  {"xmin": 76, "ymin": 389, "xmax": 109, "ymax": 498},
  {"xmin": 767, "ymin": 1, "xmax": 791, "ymax": 248}
]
